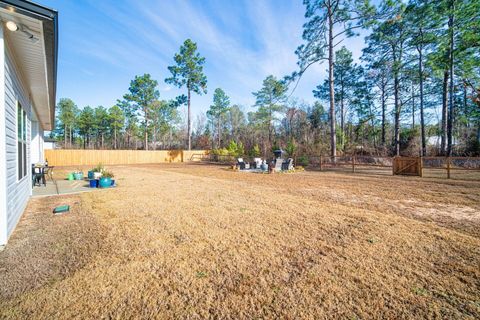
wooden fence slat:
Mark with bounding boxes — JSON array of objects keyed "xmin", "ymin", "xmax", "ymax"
[
  {"xmin": 393, "ymin": 157, "xmax": 422, "ymax": 176},
  {"xmin": 44, "ymin": 149, "xmax": 209, "ymax": 166}
]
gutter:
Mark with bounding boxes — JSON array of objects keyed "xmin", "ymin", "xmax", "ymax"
[{"xmin": 0, "ymin": 0, "xmax": 58, "ymax": 130}]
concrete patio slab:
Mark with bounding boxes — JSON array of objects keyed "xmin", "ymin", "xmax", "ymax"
[{"xmin": 32, "ymin": 179, "xmax": 95, "ymax": 197}]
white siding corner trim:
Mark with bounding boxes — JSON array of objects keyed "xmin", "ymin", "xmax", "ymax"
[{"xmin": 0, "ymin": 24, "xmax": 7, "ymax": 246}]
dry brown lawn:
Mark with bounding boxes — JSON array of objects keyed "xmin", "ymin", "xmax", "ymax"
[{"xmin": 1, "ymin": 163, "xmax": 479, "ymax": 319}]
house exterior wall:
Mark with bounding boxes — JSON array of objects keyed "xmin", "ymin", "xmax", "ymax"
[
  {"xmin": 2, "ymin": 30, "xmax": 34, "ymax": 243},
  {"xmin": 44, "ymin": 141, "xmax": 54, "ymax": 150},
  {"xmin": 31, "ymin": 120, "xmax": 44, "ymax": 163},
  {"xmin": 0, "ymin": 24, "xmax": 7, "ymax": 246}
]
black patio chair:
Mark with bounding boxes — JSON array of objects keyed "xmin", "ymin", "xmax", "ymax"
[
  {"xmin": 237, "ymin": 158, "xmax": 246, "ymax": 170},
  {"xmin": 32, "ymin": 165, "xmax": 45, "ymax": 187},
  {"xmin": 282, "ymin": 158, "xmax": 293, "ymax": 171}
]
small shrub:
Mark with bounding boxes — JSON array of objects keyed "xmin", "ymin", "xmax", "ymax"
[
  {"xmin": 211, "ymin": 148, "xmax": 229, "ymax": 156},
  {"xmin": 285, "ymin": 139, "xmax": 297, "ymax": 157},
  {"xmin": 91, "ymin": 163, "xmax": 104, "ymax": 173},
  {"xmin": 298, "ymin": 155, "xmax": 309, "ymax": 167},
  {"xmin": 226, "ymin": 140, "xmax": 244, "ymax": 157},
  {"xmin": 102, "ymin": 170, "xmax": 114, "ymax": 178},
  {"xmin": 249, "ymin": 144, "xmax": 261, "ymax": 157}
]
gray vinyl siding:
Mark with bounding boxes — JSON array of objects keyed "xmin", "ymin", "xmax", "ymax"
[{"xmin": 4, "ymin": 47, "xmax": 32, "ymax": 237}]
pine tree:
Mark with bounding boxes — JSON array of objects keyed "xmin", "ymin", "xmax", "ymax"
[
  {"xmin": 252, "ymin": 75, "xmax": 287, "ymax": 148},
  {"xmin": 123, "ymin": 74, "xmax": 160, "ymax": 150},
  {"xmin": 166, "ymin": 39, "xmax": 207, "ymax": 150},
  {"xmin": 109, "ymin": 105, "xmax": 124, "ymax": 149},
  {"xmin": 294, "ymin": 0, "xmax": 376, "ymax": 158},
  {"xmin": 404, "ymin": 0, "xmax": 438, "ymax": 156},
  {"xmin": 207, "ymin": 88, "xmax": 230, "ymax": 148},
  {"xmin": 313, "ymin": 46, "xmax": 361, "ymax": 151},
  {"xmin": 57, "ymin": 98, "xmax": 77, "ymax": 148},
  {"xmin": 365, "ymin": 1, "xmax": 408, "ymax": 155},
  {"xmin": 77, "ymin": 106, "xmax": 95, "ymax": 149}
]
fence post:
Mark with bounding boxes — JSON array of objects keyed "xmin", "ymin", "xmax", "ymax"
[
  {"xmin": 319, "ymin": 155, "xmax": 322, "ymax": 171},
  {"xmin": 419, "ymin": 156, "xmax": 423, "ymax": 177},
  {"xmin": 447, "ymin": 157, "xmax": 451, "ymax": 179},
  {"xmin": 352, "ymin": 155, "xmax": 356, "ymax": 173}
]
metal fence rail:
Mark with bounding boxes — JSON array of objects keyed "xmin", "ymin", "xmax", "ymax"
[{"xmin": 299, "ymin": 155, "xmax": 480, "ymax": 179}]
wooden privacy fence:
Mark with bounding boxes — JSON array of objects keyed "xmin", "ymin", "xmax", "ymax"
[{"xmin": 45, "ymin": 149, "xmax": 209, "ymax": 166}]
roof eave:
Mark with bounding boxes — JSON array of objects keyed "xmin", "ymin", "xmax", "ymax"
[{"xmin": 0, "ymin": 0, "xmax": 58, "ymax": 130}]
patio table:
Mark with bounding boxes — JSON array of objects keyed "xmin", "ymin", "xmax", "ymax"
[{"xmin": 32, "ymin": 164, "xmax": 54, "ymax": 187}]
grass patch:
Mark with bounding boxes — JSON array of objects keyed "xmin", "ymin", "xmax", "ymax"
[{"xmin": 0, "ymin": 164, "xmax": 479, "ymax": 319}]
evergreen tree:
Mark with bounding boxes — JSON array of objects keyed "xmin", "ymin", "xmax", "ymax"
[
  {"xmin": 227, "ymin": 105, "xmax": 246, "ymax": 143},
  {"xmin": 165, "ymin": 39, "xmax": 207, "ymax": 150},
  {"xmin": 94, "ymin": 106, "xmax": 109, "ymax": 149},
  {"xmin": 404, "ymin": 0, "xmax": 438, "ymax": 156},
  {"xmin": 252, "ymin": 75, "xmax": 287, "ymax": 148},
  {"xmin": 77, "ymin": 106, "xmax": 95, "ymax": 149},
  {"xmin": 207, "ymin": 88, "xmax": 230, "ymax": 148},
  {"xmin": 313, "ymin": 46, "xmax": 361, "ymax": 151},
  {"xmin": 56, "ymin": 98, "xmax": 77, "ymax": 148},
  {"xmin": 365, "ymin": 1, "xmax": 408, "ymax": 155},
  {"xmin": 109, "ymin": 105, "xmax": 124, "ymax": 149},
  {"xmin": 123, "ymin": 74, "xmax": 160, "ymax": 150},
  {"xmin": 294, "ymin": 0, "xmax": 376, "ymax": 158}
]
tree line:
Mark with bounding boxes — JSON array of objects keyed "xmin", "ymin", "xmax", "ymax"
[{"xmin": 54, "ymin": 0, "xmax": 479, "ymax": 157}]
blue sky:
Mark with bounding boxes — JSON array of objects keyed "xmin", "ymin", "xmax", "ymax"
[{"xmin": 42, "ymin": 0, "xmax": 367, "ymax": 119}]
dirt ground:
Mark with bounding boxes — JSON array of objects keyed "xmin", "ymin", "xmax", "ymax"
[{"xmin": 1, "ymin": 163, "xmax": 479, "ymax": 319}]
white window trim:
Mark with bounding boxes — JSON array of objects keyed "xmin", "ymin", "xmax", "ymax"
[{"xmin": 16, "ymin": 100, "xmax": 28, "ymax": 182}]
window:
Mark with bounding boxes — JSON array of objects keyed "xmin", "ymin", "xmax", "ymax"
[{"xmin": 17, "ymin": 102, "xmax": 27, "ymax": 180}]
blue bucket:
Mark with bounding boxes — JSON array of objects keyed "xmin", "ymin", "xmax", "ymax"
[{"xmin": 89, "ymin": 179, "xmax": 98, "ymax": 188}]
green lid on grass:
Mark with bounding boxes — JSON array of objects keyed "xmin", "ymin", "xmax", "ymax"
[{"xmin": 53, "ymin": 205, "xmax": 70, "ymax": 214}]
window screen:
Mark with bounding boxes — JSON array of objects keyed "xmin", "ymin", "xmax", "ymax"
[{"xmin": 17, "ymin": 103, "xmax": 27, "ymax": 180}]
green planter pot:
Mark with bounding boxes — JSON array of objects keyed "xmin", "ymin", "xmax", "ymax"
[
  {"xmin": 73, "ymin": 172, "xmax": 84, "ymax": 180},
  {"xmin": 99, "ymin": 177, "xmax": 112, "ymax": 188}
]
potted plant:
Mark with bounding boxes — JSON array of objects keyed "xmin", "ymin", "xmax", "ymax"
[
  {"xmin": 73, "ymin": 169, "xmax": 84, "ymax": 180},
  {"xmin": 89, "ymin": 163, "xmax": 104, "ymax": 180},
  {"xmin": 99, "ymin": 170, "xmax": 114, "ymax": 188}
]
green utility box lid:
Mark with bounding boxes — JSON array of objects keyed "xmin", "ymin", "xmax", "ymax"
[{"xmin": 53, "ymin": 205, "xmax": 70, "ymax": 214}]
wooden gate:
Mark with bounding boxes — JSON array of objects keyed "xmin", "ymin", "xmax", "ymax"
[{"xmin": 393, "ymin": 157, "xmax": 422, "ymax": 177}]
